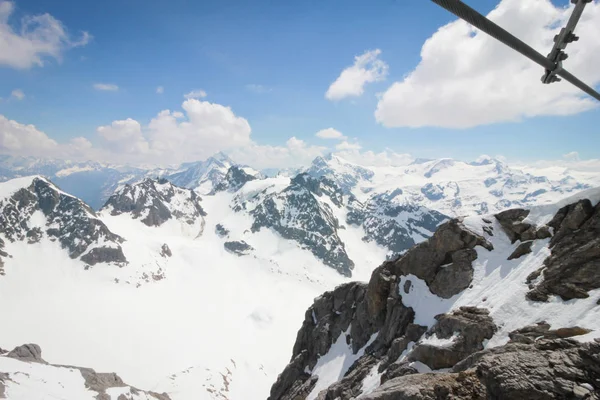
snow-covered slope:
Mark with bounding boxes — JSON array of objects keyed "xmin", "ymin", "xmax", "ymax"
[
  {"xmin": 0, "ymin": 175, "xmax": 385, "ymax": 400},
  {"xmin": 0, "ymin": 344, "xmax": 169, "ymax": 400},
  {"xmin": 269, "ymin": 187, "xmax": 600, "ymax": 399}
]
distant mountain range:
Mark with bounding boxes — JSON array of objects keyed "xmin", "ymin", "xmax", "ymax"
[{"xmin": 0, "ymin": 152, "xmax": 599, "ymax": 400}]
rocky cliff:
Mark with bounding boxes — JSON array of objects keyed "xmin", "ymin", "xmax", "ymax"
[{"xmin": 269, "ymin": 189, "xmax": 600, "ymax": 399}]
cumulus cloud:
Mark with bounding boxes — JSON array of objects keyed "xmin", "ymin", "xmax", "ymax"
[
  {"xmin": 93, "ymin": 83, "xmax": 118, "ymax": 91},
  {"xmin": 10, "ymin": 89, "xmax": 24, "ymax": 100},
  {"xmin": 325, "ymin": 49, "xmax": 388, "ymax": 101},
  {"xmin": 375, "ymin": 0, "xmax": 600, "ymax": 129},
  {"xmin": 97, "ymin": 118, "xmax": 149, "ymax": 154},
  {"xmin": 315, "ymin": 128, "xmax": 346, "ymax": 140},
  {"xmin": 156, "ymin": 86, "xmax": 164, "ymax": 94},
  {"xmin": 184, "ymin": 89, "xmax": 207, "ymax": 99},
  {"xmin": 335, "ymin": 140, "xmax": 362, "ymax": 151},
  {"xmin": 334, "ymin": 148, "xmax": 414, "ymax": 167},
  {"xmin": 0, "ymin": 1, "xmax": 91, "ymax": 69},
  {"xmin": 0, "ymin": 114, "xmax": 58, "ymax": 156},
  {"xmin": 230, "ymin": 137, "xmax": 326, "ymax": 170}
]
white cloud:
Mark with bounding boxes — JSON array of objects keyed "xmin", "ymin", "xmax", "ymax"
[
  {"xmin": 0, "ymin": 114, "xmax": 58, "ymax": 156},
  {"xmin": 230, "ymin": 137, "xmax": 326, "ymax": 169},
  {"xmin": 246, "ymin": 84, "xmax": 271, "ymax": 94},
  {"xmin": 563, "ymin": 151, "xmax": 580, "ymax": 161},
  {"xmin": 10, "ymin": 89, "xmax": 24, "ymax": 100},
  {"xmin": 97, "ymin": 118, "xmax": 149, "ymax": 155},
  {"xmin": 335, "ymin": 149, "xmax": 414, "ymax": 167},
  {"xmin": 375, "ymin": 0, "xmax": 600, "ymax": 129},
  {"xmin": 335, "ymin": 140, "xmax": 362, "ymax": 151},
  {"xmin": 93, "ymin": 83, "xmax": 119, "ymax": 91},
  {"xmin": 0, "ymin": 1, "xmax": 91, "ymax": 69},
  {"xmin": 156, "ymin": 86, "xmax": 164, "ymax": 94},
  {"xmin": 184, "ymin": 89, "xmax": 207, "ymax": 99},
  {"xmin": 315, "ymin": 128, "xmax": 346, "ymax": 140},
  {"xmin": 325, "ymin": 49, "xmax": 388, "ymax": 101}
]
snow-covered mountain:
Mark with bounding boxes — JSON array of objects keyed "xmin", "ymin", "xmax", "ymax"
[
  {"xmin": 1, "ymin": 151, "xmax": 599, "ymax": 400},
  {"xmin": 269, "ymin": 188, "xmax": 600, "ymax": 399},
  {"xmin": 166, "ymin": 152, "xmax": 235, "ymax": 193}
]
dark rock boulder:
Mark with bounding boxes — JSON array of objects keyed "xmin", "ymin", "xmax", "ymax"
[
  {"xmin": 527, "ymin": 200, "xmax": 600, "ymax": 301},
  {"xmin": 429, "ymin": 249, "xmax": 477, "ymax": 299},
  {"xmin": 160, "ymin": 243, "xmax": 172, "ymax": 258},
  {"xmin": 410, "ymin": 307, "xmax": 496, "ymax": 370},
  {"xmin": 507, "ymin": 241, "xmax": 533, "ymax": 260},
  {"xmin": 494, "ymin": 208, "xmax": 531, "ymax": 243},
  {"xmin": 215, "ymin": 224, "xmax": 229, "ymax": 238},
  {"xmin": 508, "ymin": 322, "xmax": 592, "ymax": 344},
  {"xmin": 224, "ymin": 240, "xmax": 253, "ymax": 256}
]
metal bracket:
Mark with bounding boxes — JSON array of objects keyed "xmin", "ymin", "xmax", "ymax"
[{"xmin": 542, "ymin": 0, "xmax": 592, "ymax": 84}]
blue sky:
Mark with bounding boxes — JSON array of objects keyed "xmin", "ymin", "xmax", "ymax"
[{"xmin": 0, "ymin": 0, "xmax": 599, "ymax": 167}]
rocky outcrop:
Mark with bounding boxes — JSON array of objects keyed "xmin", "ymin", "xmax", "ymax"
[
  {"xmin": 0, "ymin": 344, "xmax": 170, "ymax": 400},
  {"xmin": 214, "ymin": 166, "xmax": 257, "ymax": 192},
  {"xmin": 103, "ymin": 179, "xmax": 206, "ymax": 233},
  {"xmin": 6, "ymin": 344, "xmax": 45, "ymax": 363},
  {"xmin": 160, "ymin": 243, "xmax": 172, "ymax": 258},
  {"xmin": 361, "ymin": 339, "xmax": 600, "ymax": 400},
  {"xmin": 527, "ymin": 199, "xmax": 600, "ymax": 301},
  {"xmin": 269, "ymin": 217, "xmax": 493, "ymax": 399},
  {"xmin": 410, "ymin": 307, "xmax": 496, "ymax": 370},
  {"xmin": 0, "ymin": 177, "xmax": 126, "ymax": 267},
  {"xmin": 224, "ymin": 240, "xmax": 253, "ymax": 256},
  {"xmin": 215, "ymin": 223, "xmax": 229, "ymax": 238},
  {"xmin": 270, "ymin": 194, "xmax": 600, "ymax": 400}
]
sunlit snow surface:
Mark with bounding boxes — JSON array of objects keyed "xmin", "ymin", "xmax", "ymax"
[{"xmin": 0, "ymin": 180, "xmax": 385, "ymax": 400}]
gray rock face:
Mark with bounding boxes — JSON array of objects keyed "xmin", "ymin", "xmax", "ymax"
[
  {"xmin": 527, "ymin": 199, "xmax": 600, "ymax": 301},
  {"xmin": 269, "ymin": 217, "xmax": 493, "ymax": 400},
  {"xmin": 224, "ymin": 240, "xmax": 253, "ymax": 256},
  {"xmin": 103, "ymin": 178, "xmax": 206, "ymax": 232},
  {"xmin": 270, "ymin": 197, "xmax": 600, "ymax": 400},
  {"xmin": 214, "ymin": 166, "xmax": 257, "ymax": 192},
  {"xmin": 7, "ymin": 344, "xmax": 45, "ymax": 363},
  {"xmin": 1, "ymin": 343, "xmax": 170, "ymax": 400},
  {"xmin": 363, "ymin": 339, "xmax": 600, "ymax": 400},
  {"xmin": 0, "ymin": 177, "xmax": 126, "ymax": 267},
  {"xmin": 248, "ymin": 173, "xmax": 353, "ymax": 276}
]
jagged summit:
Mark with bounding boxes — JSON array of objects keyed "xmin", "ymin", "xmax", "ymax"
[
  {"xmin": 214, "ymin": 166, "xmax": 259, "ymax": 192},
  {"xmin": 269, "ymin": 188, "xmax": 600, "ymax": 399},
  {"xmin": 167, "ymin": 152, "xmax": 236, "ymax": 192},
  {"xmin": 102, "ymin": 178, "xmax": 206, "ymax": 237},
  {"xmin": 0, "ymin": 176, "xmax": 126, "ymax": 268},
  {"xmin": 307, "ymin": 153, "xmax": 374, "ymax": 193}
]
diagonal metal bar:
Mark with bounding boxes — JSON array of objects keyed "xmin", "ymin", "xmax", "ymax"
[{"xmin": 430, "ymin": 0, "xmax": 600, "ymax": 102}]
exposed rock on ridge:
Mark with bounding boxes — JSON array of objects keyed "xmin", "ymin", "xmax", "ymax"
[
  {"xmin": 0, "ymin": 177, "xmax": 126, "ymax": 267},
  {"xmin": 0, "ymin": 343, "xmax": 170, "ymax": 400}
]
